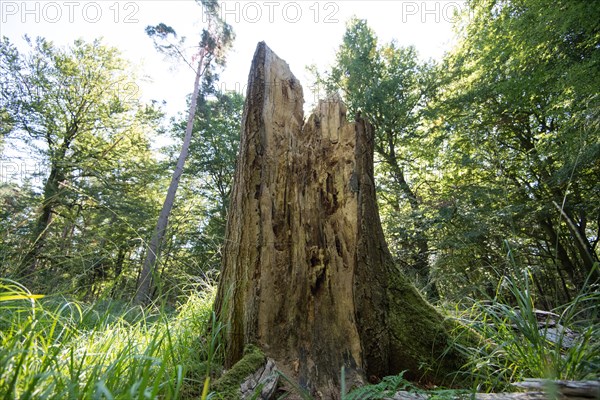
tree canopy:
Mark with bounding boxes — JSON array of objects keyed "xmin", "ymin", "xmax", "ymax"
[
  {"xmin": 0, "ymin": 36, "xmax": 163, "ymax": 292},
  {"xmin": 310, "ymin": 1, "xmax": 599, "ymax": 305}
]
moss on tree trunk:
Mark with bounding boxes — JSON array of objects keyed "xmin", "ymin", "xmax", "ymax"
[{"xmin": 211, "ymin": 345, "xmax": 267, "ymax": 399}]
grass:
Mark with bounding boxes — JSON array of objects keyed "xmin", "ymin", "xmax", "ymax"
[
  {"xmin": 0, "ymin": 278, "xmax": 219, "ymax": 399},
  {"xmin": 2, "ymin": 261, "xmax": 599, "ymax": 399},
  {"xmin": 451, "ymin": 263, "xmax": 600, "ymax": 392},
  {"xmin": 340, "ymin": 262, "xmax": 599, "ymax": 398}
]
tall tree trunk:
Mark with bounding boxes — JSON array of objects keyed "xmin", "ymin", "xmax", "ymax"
[
  {"xmin": 134, "ymin": 56, "xmax": 204, "ymax": 305},
  {"xmin": 214, "ymin": 42, "xmax": 468, "ymax": 398},
  {"xmin": 21, "ymin": 122, "xmax": 76, "ymax": 280},
  {"xmin": 389, "ymin": 157, "xmax": 438, "ymax": 299},
  {"xmin": 376, "ymin": 134, "xmax": 437, "ymax": 299},
  {"xmin": 555, "ymin": 204, "xmax": 600, "ymax": 283},
  {"xmin": 20, "ymin": 163, "xmax": 64, "ymax": 279},
  {"xmin": 539, "ymin": 218, "xmax": 580, "ymax": 287}
]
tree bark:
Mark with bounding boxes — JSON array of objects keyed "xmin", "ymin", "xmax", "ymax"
[{"xmin": 214, "ymin": 42, "xmax": 468, "ymax": 398}]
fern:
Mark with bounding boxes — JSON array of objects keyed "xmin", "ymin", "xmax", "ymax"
[{"xmin": 344, "ymin": 371, "xmax": 411, "ymax": 400}]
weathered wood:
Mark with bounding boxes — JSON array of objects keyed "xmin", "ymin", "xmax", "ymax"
[
  {"xmin": 385, "ymin": 391, "xmax": 595, "ymax": 400},
  {"xmin": 213, "ymin": 41, "xmax": 470, "ymax": 399},
  {"xmin": 513, "ymin": 379, "xmax": 600, "ymax": 398},
  {"xmin": 240, "ymin": 358, "xmax": 279, "ymax": 400},
  {"xmin": 474, "ymin": 393, "xmax": 558, "ymax": 399},
  {"xmin": 385, "ymin": 391, "xmax": 430, "ymax": 400},
  {"xmin": 510, "ymin": 310, "xmax": 579, "ymax": 349},
  {"xmin": 382, "ymin": 380, "xmax": 600, "ymax": 400}
]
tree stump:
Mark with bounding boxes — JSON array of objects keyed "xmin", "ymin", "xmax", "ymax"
[{"xmin": 214, "ymin": 42, "xmax": 468, "ymax": 399}]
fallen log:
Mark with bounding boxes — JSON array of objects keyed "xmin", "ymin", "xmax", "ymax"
[
  {"xmin": 512, "ymin": 379, "xmax": 600, "ymax": 398},
  {"xmin": 382, "ymin": 380, "xmax": 600, "ymax": 400}
]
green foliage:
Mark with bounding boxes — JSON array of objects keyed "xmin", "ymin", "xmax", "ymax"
[
  {"xmin": 315, "ymin": 2, "xmax": 600, "ymax": 305},
  {"xmin": 343, "ymin": 370, "xmax": 471, "ymax": 400},
  {"xmin": 0, "ymin": 34, "xmax": 244, "ymax": 302},
  {"xmin": 152, "ymin": 91, "xmax": 243, "ymax": 287},
  {"xmin": 189, "ymin": 92, "xmax": 243, "ymax": 216},
  {"xmin": 0, "ymin": 36, "xmax": 164, "ymax": 294},
  {"xmin": 135, "ymin": 0, "xmax": 236, "ymax": 305},
  {"xmin": 1, "ymin": 0, "xmax": 599, "ymax": 396},
  {"xmin": 453, "ymin": 262, "xmax": 600, "ymax": 391},
  {"xmin": 210, "ymin": 344, "xmax": 266, "ymax": 399},
  {"xmin": 315, "ymin": 18, "xmax": 441, "ymax": 298},
  {"xmin": 344, "ymin": 371, "xmax": 411, "ymax": 399},
  {"xmin": 145, "ymin": 0, "xmax": 235, "ymax": 93},
  {"xmin": 185, "ymin": 92, "xmax": 243, "ymax": 268},
  {"xmin": 0, "ymin": 278, "xmax": 220, "ymax": 399},
  {"xmin": 431, "ymin": 0, "xmax": 600, "ymax": 302}
]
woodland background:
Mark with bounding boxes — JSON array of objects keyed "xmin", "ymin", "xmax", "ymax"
[{"xmin": 0, "ymin": 0, "xmax": 598, "ymax": 398}]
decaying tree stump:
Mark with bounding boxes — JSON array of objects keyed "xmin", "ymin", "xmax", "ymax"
[{"xmin": 213, "ymin": 42, "xmax": 469, "ymax": 399}]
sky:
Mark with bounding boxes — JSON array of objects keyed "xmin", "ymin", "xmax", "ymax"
[{"xmin": 1, "ymin": 0, "xmax": 468, "ymax": 117}]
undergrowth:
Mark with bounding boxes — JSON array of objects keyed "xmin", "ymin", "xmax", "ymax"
[
  {"xmin": 342, "ymin": 370, "xmax": 410, "ymax": 399},
  {"xmin": 2, "ymin": 260, "xmax": 598, "ymax": 399},
  {"xmin": 0, "ymin": 278, "xmax": 218, "ymax": 399},
  {"xmin": 451, "ymin": 262, "xmax": 600, "ymax": 392},
  {"xmin": 340, "ymin": 369, "xmax": 470, "ymax": 400}
]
